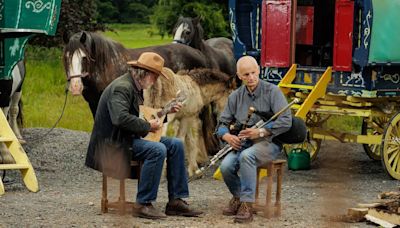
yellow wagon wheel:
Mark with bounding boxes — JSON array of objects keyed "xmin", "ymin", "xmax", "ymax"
[
  {"xmin": 381, "ymin": 112, "xmax": 400, "ymax": 180},
  {"xmin": 361, "ymin": 117, "xmax": 389, "ymax": 160}
]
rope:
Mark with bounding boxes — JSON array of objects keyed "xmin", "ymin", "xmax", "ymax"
[{"xmin": 27, "ymin": 85, "xmax": 69, "ymax": 144}]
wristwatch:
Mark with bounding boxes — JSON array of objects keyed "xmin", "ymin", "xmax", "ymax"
[{"xmin": 259, "ymin": 128, "xmax": 266, "ymax": 138}]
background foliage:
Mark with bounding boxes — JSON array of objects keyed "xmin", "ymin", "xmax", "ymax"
[{"xmin": 31, "ymin": 0, "xmax": 229, "ymax": 47}]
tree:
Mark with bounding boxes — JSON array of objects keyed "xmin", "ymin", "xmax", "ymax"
[
  {"xmin": 31, "ymin": 0, "xmax": 106, "ymax": 47},
  {"xmin": 96, "ymin": 0, "xmax": 158, "ymax": 24},
  {"xmin": 151, "ymin": 0, "xmax": 230, "ymax": 39}
]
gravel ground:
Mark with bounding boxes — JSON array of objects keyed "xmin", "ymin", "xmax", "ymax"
[{"xmin": 1, "ymin": 128, "xmax": 399, "ymax": 227}]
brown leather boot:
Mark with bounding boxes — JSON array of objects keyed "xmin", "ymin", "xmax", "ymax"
[
  {"xmin": 234, "ymin": 202, "xmax": 253, "ymax": 223},
  {"xmin": 165, "ymin": 199, "xmax": 203, "ymax": 217},
  {"xmin": 132, "ymin": 203, "xmax": 167, "ymax": 219},
  {"xmin": 222, "ymin": 196, "xmax": 240, "ymax": 216}
]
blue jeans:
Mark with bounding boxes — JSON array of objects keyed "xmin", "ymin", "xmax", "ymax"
[
  {"xmin": 219, "ymin": 139, "xmax": 281, "ymax": 202},
  {"xmin": 132, "ymin": 136, "xmax": 189, "ymax": 204}
]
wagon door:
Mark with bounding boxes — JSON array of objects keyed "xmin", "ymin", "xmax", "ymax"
[
  {"xmin": 261, "ymin": 0, "xmax": 294, "ymax": 67},
  {"xmin": 333, "ymin": 0, "xmax": 354, "ymax": 71}
]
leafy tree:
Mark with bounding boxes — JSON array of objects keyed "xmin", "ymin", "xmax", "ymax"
[
  {"xmin": 96, "ymin": 0, "xmax": 157, "ymax": 24},
  {"xmin": 31, "ymin": 0, "xmax": 105, "ymax": 47},
  {"xmin": 151, "ymin": 0, "xmax": 229, "ymax": 39},
  {"xmin": 96, "ymin": 0, "xmax": 119, "ymax": 23}
]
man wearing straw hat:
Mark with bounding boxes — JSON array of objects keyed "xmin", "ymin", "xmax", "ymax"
[{"xmin": 86, "ymin": 52, "xmax": 203, "ymax": 219}]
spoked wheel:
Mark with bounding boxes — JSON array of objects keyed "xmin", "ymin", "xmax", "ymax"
[
  {"xmin": 361, "ymin": 117, "xmax": 389, "ymax": 160},
  {"xmin": 381, "ymin": 112, "xmax": 400, "ymax": 180}
]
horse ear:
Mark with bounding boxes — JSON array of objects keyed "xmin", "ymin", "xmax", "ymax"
[
  {"xmin": 193, "ymin": 16, "xmax": 201, "ymax": 25},
  {"xmin": 80, "ymin": 31, "xmax": 87, "ymax": 44}
]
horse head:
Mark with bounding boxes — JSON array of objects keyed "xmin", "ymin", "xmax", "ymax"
[
  {"xmin": 172, "ymin": 16, "xmax": 204, "ymax": 49},
  {"xmin": 63, "ymin": 31, "xmax": 93, "ymax": 95},
  {"xmin": 63, "ymin": 31, "xmax": 129, "ymax": 96}
]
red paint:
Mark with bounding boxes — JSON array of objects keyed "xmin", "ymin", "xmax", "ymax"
[{"xmin": 333, "ymin": 0, "xmax": 354, "ymax": 71}]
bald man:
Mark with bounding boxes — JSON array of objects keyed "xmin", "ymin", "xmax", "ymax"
[{"xmin": 215, "ymin": 56, "xmax": 292, "ymax": 223}]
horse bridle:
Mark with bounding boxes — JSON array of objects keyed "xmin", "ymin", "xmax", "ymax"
[
  {"xmin": 173, "ymin": 39, "xmax": 191, "ymax": 45},
  {"xmin": 67, "ymin": 72, "xmax": 89, "ymax": 81}
]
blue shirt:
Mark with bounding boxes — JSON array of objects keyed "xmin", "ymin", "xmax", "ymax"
[{"xmin": 216, "ymin": 80, "xmax": 292, "ymax": 142}]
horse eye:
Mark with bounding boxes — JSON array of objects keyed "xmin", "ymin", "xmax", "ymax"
[{"xmin": 185, "ymin": 31, "xmax": 191, "ymax": 35}]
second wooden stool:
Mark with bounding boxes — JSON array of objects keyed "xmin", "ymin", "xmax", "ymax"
[
  {"xmin": 254, "ymin": 159, "xmax": 286, "ymax": 218},
  {"xmin": 101, "ymin": 160, "xmax": 142, "ymax": 215}
]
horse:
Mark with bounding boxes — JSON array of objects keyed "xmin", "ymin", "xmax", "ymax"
[
  {"xmin": 63, "ymin": 31, "xmax": 221, "ymax": 156},
  {"xmin": 144, "ymin": 67, "xmax": 236, "ymax": 176},
  {"xmin": 172, "ymin": 16, "xmax": 236, "ymax": 77},
  {"xmin": 63, "ymin": 31, "xmax": 212, "ymax": 116},
  {"xmin": 172, "ymin": 17, "xmax": 237, "ymax": 155},
  {"xmin": 0, "ymin": 60, "xmax": 25, "ymax": 164}
]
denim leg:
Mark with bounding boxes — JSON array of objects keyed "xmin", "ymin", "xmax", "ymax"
[
  {"xmin": 238, "ymin": 140, "xmax": 281, "ymax": 203},
  {"xmin": 219, "ymin": 151, "xmax": 241, "ymax": 197},
  {"xmin": 160, "ymin": 137, "xmax": 189, "ymax": 200},
  {"xmin": 132, "ymin": 138, "xmax": 167, "ymax": 204}
]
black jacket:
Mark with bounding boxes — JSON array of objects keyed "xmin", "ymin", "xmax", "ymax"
[{"xmin": 85, "ymin": 72, "xmax": 150, "ymax": 178}]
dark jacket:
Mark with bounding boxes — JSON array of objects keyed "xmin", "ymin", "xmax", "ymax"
[{"xmin": 85, "ymin": 72, "xmax": 150, "ymax": 178}]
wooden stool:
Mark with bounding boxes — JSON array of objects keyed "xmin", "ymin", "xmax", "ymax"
[
  {"xmin": 101, "ymin": 160, "xmax": 142, "ymax": 215},
  {"xmin": 254, "ymin": 159, "xmax": 286, "ymax": 218}
]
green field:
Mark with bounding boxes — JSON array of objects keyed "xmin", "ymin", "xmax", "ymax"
[{"xmin": 23, "ymin": 24, "xmax": 171, "ymax": 132}]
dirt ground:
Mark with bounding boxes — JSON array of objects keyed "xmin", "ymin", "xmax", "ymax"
[{"xmin": 1, "ymin": 128, "xmax": 399, "ymax": 227}]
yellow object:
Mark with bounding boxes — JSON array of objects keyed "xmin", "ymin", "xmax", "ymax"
[
  {"xmin": 0, "ymin": 111, "xmax": 38, "ymax": 195},
  {"xmin": 278, "ymin": 65, "xmax": 332, "ymax": 120},
  {"xmin": 213, "ymin": 167, "xmax": 268, "ymax": 181}
]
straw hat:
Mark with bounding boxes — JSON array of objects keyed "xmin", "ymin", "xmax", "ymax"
[{"xmin": 127, "ymin": 52, "xmax": 169, "ymax": 79}]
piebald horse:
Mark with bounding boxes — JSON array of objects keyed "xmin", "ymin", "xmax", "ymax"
[
  {"xmin": 144, "ymin": 67, "xmax": 235, "ymax": 176},
  {"xmin": 0, "ymin": 60, "xmax": 25, "ymax": 164}
]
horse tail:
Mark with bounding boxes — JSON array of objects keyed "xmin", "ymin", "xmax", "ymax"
[{"xmin": 199, "ymin": 104, "xmax": 219, "ymax": 156}]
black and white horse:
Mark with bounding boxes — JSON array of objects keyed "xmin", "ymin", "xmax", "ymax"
[
  {"xmin": 0, "ymin": 60, "xmax": 25, "ymax": 164},
  {"xmin": 172, "ymin": 16, "xmax": 236, "ymax": 77},
  {"xmin": 0, "ymin": 60, "xmax": 25, "ymax": 143}
]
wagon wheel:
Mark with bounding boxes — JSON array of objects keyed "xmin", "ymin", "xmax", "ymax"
[
  {"xmin": 361, "ymin": 117, "xmax": 389, "ymax": 160},
  {"xmin": 381, "ymin": 112, "xmax": 400, "ymax": 180}
]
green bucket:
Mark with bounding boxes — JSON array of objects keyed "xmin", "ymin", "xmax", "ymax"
[{"xmin": 288, "ymin": 148, "xmax": 310, "ymax": 170}]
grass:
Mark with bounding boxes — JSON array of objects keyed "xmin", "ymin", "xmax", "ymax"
[
  {"xmin": 103, "ymin": 23, "xmax": 172, "ymax": 48},
  {"xmin": 22, "ymin": 24, "xmax": 171, "ymax": 132}
]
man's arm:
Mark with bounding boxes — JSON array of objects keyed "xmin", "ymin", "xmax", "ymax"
[
  {"xmin": 216, "ymin": 93, "xmax": 241, "ymax": 150},
  {"xmin": 267, "ymin": 86, "xmax": 292, "ymax": 137},
  {"xmin": 108, "ymin": 86, "xmax": 151, "ymax": 137}
]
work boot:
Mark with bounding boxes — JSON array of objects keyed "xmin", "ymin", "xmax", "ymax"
[
  {"xmin": 234, "ymin": 202, "xmax": 253, "ymax": 223},
  {"xmin": 165, "ymin": 198, "xmax": 203, "ymax": 217},
  {"xmin": 132, "ymin": 203, "xmax": 167, "ymax": 219},
  {"xmin": 222, "ymin": 196, "xmax": 240, "ymax": 216}
]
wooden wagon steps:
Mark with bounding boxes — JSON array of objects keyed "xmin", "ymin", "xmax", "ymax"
[
  {"xmin": 0, "ymin": 111, "xmax": 38, "ymax": 196},
  {"xmin": 341, "ymin": 190, "xmax": 400, "ymax": 227},
  {"xmin": 278, "ymin": 64, "xmax": 332, "ymax": 120}
]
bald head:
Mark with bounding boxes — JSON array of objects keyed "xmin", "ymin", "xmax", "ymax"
[
  {"xmin": 236, "ymin": 56, "xmax": 258, "ymax": 76},
  {"xmin": 236, "ymin": 55, "xmax": 260, "ymax": 91}
]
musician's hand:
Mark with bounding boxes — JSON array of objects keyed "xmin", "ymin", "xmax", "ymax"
[
  {"xmin": 149, "ymin": 119, "xmax": 161, "ymax": 132},
  {"xmin": 238, "ymin": 128, "xmax": 259, "ymax": 140},
  {"xmin": 169, "ymin": 102, "xmax": 182, "ymax": 114},
  {"xmin": 222, "ymin": 133, "xmax": 241, "ymax": 150}
]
